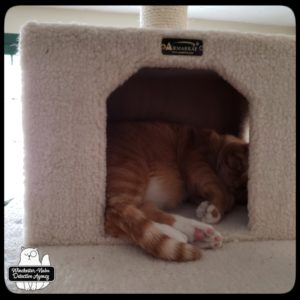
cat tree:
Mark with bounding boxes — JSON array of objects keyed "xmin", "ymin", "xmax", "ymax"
[{"xmin": 20, "ymin": 6, "xmax": 295, "ymax": 246}]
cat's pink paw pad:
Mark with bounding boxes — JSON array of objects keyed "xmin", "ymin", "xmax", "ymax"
[
  {"xmin": 193, "ymin": 227, "xmax": 215, "ymax": 241},
  {"xmin": 205, "ymin": 227, "xmax": 214, "ymax": 235},
  {"xmin": 194, "ymin": 230, "xmax": 223, "ymax": 249},
  {"xmin": 194, "ymin": 228, "xmax": 205, "ymax": 241},
  {"xmin": 211, "ymin": 233, "xmax": 223, "ymax": 249},
  {"xmin": 173, "ymin": 215, "xmax": 223, "ymax": 247},
  {"xmin": 214, "ymin": 236, "xmax": 221, "ymax": 241}
]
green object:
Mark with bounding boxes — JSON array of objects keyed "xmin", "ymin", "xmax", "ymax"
[{"xmin": 4, "ymin": 33, "xmax": 19, "ymax": 56}]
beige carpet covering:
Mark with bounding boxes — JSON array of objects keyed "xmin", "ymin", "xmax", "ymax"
[
  {"xmin": 4, "ymin": 197, "xmax": 296, "ymax": 293},
  {"xmin": 19, "ymin": 22, "xmax": 295, "ymax": 246}
]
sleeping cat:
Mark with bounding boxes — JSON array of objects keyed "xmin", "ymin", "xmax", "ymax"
[{"xmin": 105, "ymin": 121, "xmax": 248, "ymax": 262}]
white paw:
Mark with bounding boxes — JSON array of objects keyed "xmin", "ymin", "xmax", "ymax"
[
  {"xmin": 196, "ymin": 201, "xmax": 221, "ymax": 224},
  {"xmin": 172, "ymin": 215, "xmax": 223, "ymax": 249},
  {"xmin": 155, "ymin": 222, "xmax": 188, "ymax": 243},
  {"xmin": 194, "ymin": 230, "xmax": 223, "ymax": 249}
]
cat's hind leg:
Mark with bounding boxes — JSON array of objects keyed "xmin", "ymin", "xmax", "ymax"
[
  {"xmin": 105, "ymin": 203, "xmax": 201, "ymax": 261},
  {"xmin": 139, "ymin": 201, "xmax": 223, "ymax": 249},
  {"xmin": 154, "ymin": 223, "xmax": 188, "ymax": 243},
  {"xmin": 105, "ymin": 162, "xmax": 201, "ymax": 261}
]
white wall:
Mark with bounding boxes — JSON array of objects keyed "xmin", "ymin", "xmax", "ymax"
[{"xmin": 5, "ymin": 6, "xmax": 295, "ymax": 35}]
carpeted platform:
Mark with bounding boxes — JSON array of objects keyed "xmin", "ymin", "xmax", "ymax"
[
  {"xmin": 5, "ymin": 196, "xmax": 295, "ymax": 293},
  {"xmin": 20, "ymin": 23, "xmax": 295, "ymax": 246}
]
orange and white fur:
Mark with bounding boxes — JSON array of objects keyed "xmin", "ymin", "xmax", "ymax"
[{"xmin": 105, "ymin": 122, "xmax": 248, "ymax": 262}]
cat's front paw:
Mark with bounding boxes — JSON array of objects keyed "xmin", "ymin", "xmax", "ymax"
[{"xmin": 196, "ymin": 201, "xmax": 221, "ymax": 224}]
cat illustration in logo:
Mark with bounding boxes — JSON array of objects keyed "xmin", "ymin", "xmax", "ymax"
[{"xmin": 16, "ymin": 247, "xmax": 51, "ymax": 291}]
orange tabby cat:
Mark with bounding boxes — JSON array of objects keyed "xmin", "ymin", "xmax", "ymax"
[{"xmin": 105, "ymin": 122, "xmax": 248, "ymax": 262}]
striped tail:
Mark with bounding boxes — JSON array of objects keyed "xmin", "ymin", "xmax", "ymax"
[{"xmin": 106, "ymin": 204, "xmax": 202, "ymax": 262}]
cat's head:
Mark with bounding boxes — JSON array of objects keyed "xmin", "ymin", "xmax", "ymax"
[
  {"xmin": 20, "ymin": 247, "xmax": 40, "ymax": 263},
  {"xmin": 217, "ymin": 136, "xmax": 249, "ymax": 200}
]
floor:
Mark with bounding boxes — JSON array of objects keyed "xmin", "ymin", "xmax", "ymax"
[{"xmin": 5, "ymin": 196, "xmax": 295, "ymax": 294}]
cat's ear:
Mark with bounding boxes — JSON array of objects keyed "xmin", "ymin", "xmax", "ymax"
[{"xmin": 21, "ymin": 246, "xmax": 25, "ymax": 251}]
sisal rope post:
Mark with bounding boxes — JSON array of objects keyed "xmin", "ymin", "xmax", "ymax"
[{"xmin": 140, "ymin": 6, "xmax": 188, "ymax": 30}]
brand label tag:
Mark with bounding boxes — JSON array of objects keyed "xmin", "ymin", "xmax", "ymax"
[{"xmin": 161, "ymin": 38, "xmax": 203, "ymax": 56}]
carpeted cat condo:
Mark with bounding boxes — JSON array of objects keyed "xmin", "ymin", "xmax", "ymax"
[{"xmin": 19, "ymin": 6, "xmax": 295, "ymax": 246}]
